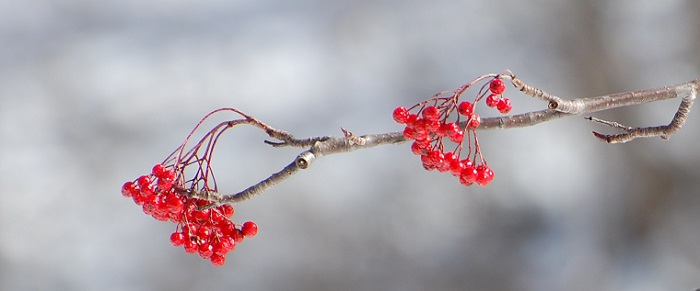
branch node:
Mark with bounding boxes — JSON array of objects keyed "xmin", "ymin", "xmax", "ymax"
[{"xmin": 295, "ymin": 151, "xmax": 315, "ymax": 169}]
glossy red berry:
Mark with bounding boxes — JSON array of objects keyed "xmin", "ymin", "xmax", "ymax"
[
  {"xmin": 393, "ymin": 107, "xmax": 410, "ymax": 124},
  {"xmin": 152, "ymin": 164, "xmax": 167, "ymax": 178},
  {"xmin": 485, "ymin": 94, "xmax": 500, "ymax": 108},
  {"xmin": 403, "ymin": 127, "xmax": 416, "ymax": 140},
  {"xmin": 460, "ymin": 165, "xmax": 478, "ymax": 185},
  {"xmin": 170, "ymin": 232, "xmax": 186, "ymax": 246},
  {"xmin": 241, "ymin": 221, "xmax": 258, "ymax": 238},
  {"xmin": 184, "ymin": 240, "xmax": 198, "ymax": 253},
  {"xmin": 497, "ymin": 98, "xmax": 512, "ymax": 114},
  {"xmin": 489, "ymin": 79, "xmax": 506, "ymax": 95},
  {"xmin": 165, "ymin": 194, "xmax": 184, "ymax": 214},
  {"xmin": 457, "ymin": 101, "xmax": 473, "ymax": 116},
  {"xmin": 475, "ymin": 165, "xmax": 495, "ymax": 186},
  {"xmin": 198, "ymin": 243, "xmax": 214, "ymax": 259},
  {"xmin": 210, "ymin": 254, "xmax": 226, "ymax": 266},
  {"xmin": 422, "ymin": 106, "xmax": 440, "ymax": 121},
  {"xmin": 220, "ymin": 204, "xmax": 235, "ymax": 218},
  {"xmin": 467, "ymin": 114, "xmax": 481, "ymax": 129},
  {"xmin": 122, "ymin": 181, "xmax": 137, "ymax": 198},
  {"xmin": 136, "ymin": 175, "xmax": 151, "ymax": 190}
]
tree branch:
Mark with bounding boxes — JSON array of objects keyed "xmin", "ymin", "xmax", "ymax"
[{"xmin": 194, "ymin": 75, "xmax": 699, "ymax": 207}]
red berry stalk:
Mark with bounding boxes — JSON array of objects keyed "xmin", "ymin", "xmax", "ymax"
[
  {"xmin": 393, "ymin": 75, "xmax": 513, "ymax": 186},
  {"xmin": 121, "ymin": 108, "xmax": 260, "ymax": 266}
]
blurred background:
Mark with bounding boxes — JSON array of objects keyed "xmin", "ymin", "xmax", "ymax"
[{"xmin": 1, "ymin": 0, "xmax": 700, "ymax": 290}]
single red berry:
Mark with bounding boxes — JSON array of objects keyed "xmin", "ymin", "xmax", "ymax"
[
  {"xmin": 220, "ymin": 235, "xmax": 236, "ymax": 253},
  {"xmin": 210, "ymin": 254, "xmax": 226, "ymax": 266},
  {"xmin": 448, "ymin": 127, "xmax": 464, "ymax": 143},
  {"xmin": 411, "ymin": 141, "xmax": 428, "ymax": 156},
  {"xmin": 165, "ymin": 194, "xmax": 184, "ymax": 214},
  {"xmin": 170, "ymin": 232, "xmax": 186, "ymax": 247},
  {"xmin": 421, "ymin": 106, "xmax": 440, "ymax": 121},
  {"xmin": 497, "ymin": 98, "xmax": 512, "ymax": 114},
  {"xmin": 232, "ymin": 229, "xmax": 245, "ymax": 243},
  {"xmin": 213, "ymin": 241, "xmax": 228, "ymax": 256},
  {"xmin": 476, "ymin": 165, "xmax": 495, "ymax": 186},
  {"xmin": 220, "ymin": 204, "xmax": 235, "ymax": 218},
  {"xmin": 121, "ymin": 181, "xmax": 137, "ymax": 198},
  {"xmin": 393, "ymin": 107, "xmax": 410, "ymax": 124},
  {"xmin": 427, "ymin": 150, "xmax": 444, "ymax": 167},
  {"xmin": 405, "ymin": 114, "xmax": 419, "ymax": 127},
  {"xmin": 457, "ymin": 101, "xmax": 473, "ymax": 116},
  {"xmin": 136, "ymin": 175, "xmax": 151, "ymax": 190},
  {"xmin": 198, "ymin": 243, "xmax": 214, "ymax": 259},
  {"xmin": 241, "ymin": 221, "xmax": 258, "ymax": 238},
  {"xmin": 219, "ymin": 220, "xmax": 237, "ymax": 237},
  {"xmin": 192, "ymin": 209, "xmax": 210, "ymax": 222},
  {"xmin": 152, "ymin": 164, "xmax": 167, "ymax": 179},
  {"xmin": 485, "ymin": 94, "xmax": 500, "ymax": 108},
  {"xmin": 489, "ymin": 79, "xmax": 506, "ymax": 95},
  {"xmin": 403, "ymin": 127, "xmax": 416, "ymax": 140},
  {"xmin": 156, "ymin": 179, "xmax": 173, "ymax": 192},
  {"xmin": 197, "ymin": 225, "xmax": 213, "ymax": 239},
  {"xmin": 449, "ymin": 157, "xmax": 466, "ymax": 177},
  {"xmin": 420, "ymin": 154, "xmax": 435, "ymax": 171},
  {"xmin": 460, "ymin": 165, "xmax": 478, "ymax": 186},
  {"xmin": 184, "ymin": 240, "xmax": 198, "ymax": 253},
  {"xmin": 468, "ymin": 114, "xmax": 481, "ymax": 129}
]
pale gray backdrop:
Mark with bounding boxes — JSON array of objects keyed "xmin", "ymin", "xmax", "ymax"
[{"xmin": 1, "ymin": 0, "xmax": 700, "ymax": 290}]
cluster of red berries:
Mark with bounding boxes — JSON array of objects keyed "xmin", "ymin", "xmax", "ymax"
[
  {"xmin": 392, "ymin": 77, "xmax": 512, "ymax": 186},
  {"xmin": 121, "ymin": 164, "xmax": 257, "ymax": 266}
]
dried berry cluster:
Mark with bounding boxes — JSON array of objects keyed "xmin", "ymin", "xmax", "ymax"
[
  {"xmin": 121, "ymin": 163, "xmax": 257, "ymax": 266},
  {"xmin": 392, "ymin": 77, "xmax": 513, "ymax": 186}
]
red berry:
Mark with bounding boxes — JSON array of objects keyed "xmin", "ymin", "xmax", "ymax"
[
  {"xmin": 393, "ymin": 107, "xmax": 410, "ymax": 124},
  {"xmin": 136, "ymin": 175, "xmax": 151, "ymax": 190},
  {"xmin": 220, "ymin": 204, "xmax": 235, "ymax": 218},
  {"xmin": 220, "ymin": 235, "xmax": 236, "ymax": 253},
  {"xmin": 485, "ymin": 94, "xmax": 500, "ymax": 108},
  {"xmin": 121, "ymin": 181, "xmax": 137, "ymax": 198},
  {"xmin": 192, "ymin": 209, "xmax": 210, "ymax": 222},
  {"xmin": 214, "ymin": 236, "xmax": 236, "ymax": 256},
  {"xmin": 448, "ymin": 127, "xmax": 464, "ymax": 143},
  {"xmin": 152, "ymin": 164, "xmax": 167, "ymax": 178},
  {"xmin": 421, "ymin": 106, "xmax": 440, "ymax": 121},
  {"xmin": 241, "ymin": 221, "xmax": 258, "ymax": 238},
  {"xmin": 184, "ymin": 240, "xmax": 198, "ymax": 253},
  {"xmin": 489, "ymin": 79, "xmax": 506, "ymax": 95},
  {"xmin": 198, "ymin": 243, "xmax": 214, "ymax": 259},
  {"xmin": 210, "ymin": 254, "xmax": 226, "ymax": 266},
  {"xmin": 170, "ymin": 232, "xmax": 186, "ymax": 246},
  {"xmin": 457, "ymin": 101, "xmax": 473, "ymax": 116},
  {"xmin": 232, "ymin": 229, "xmax": 245, "ymax": 243},
  {"xmin": 411, "ymin": 141, "xmax": 429, "ymax": 156},
  {"xmin": 405, "ymin": 114, "xmax": 419, "ymax": 127},
  {"xmin": 220, "ymin": 220, "xmax": 237, "ymax": 237},
  {"xmin": 420, "ymin": 154, "xmax": 435, "ymax": 171},
  {"xmin": 468, "ymin": 114, "xmax": 481, "ymax": 129},
  {"xmin": 197, "ymin": 225, "xmax": 213, "ymax": 239},
  {"xmin": 449, "ymin": 158, "xmax": 466, "ymax": 177},
  {"xmin": 476, "ymin": 165, "xmax": 495, "ymax": 186},
  {"xmin": 460, "ymin": 165, "xmax": 478, "ymax": 186},
  {"xmin": 403, "ymin": 127, "xmax": 416, "ymax": 140},
  {"xmin": 165, "ymin": 194, "xmax": 183, "ymax": 213},
  {"xmin": 497, "ymin": 98, "xmax": 512, "ymax": 114}
]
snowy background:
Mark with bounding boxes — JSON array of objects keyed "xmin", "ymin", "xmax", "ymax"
[{"xmin": 2, "ymin": 0, "xmax": 700, "ymax": 290}]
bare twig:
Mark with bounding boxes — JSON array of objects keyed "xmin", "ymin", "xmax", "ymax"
[{"xmin": 197, "ymin": 74, "xmax": 699, "ymax": 207}]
